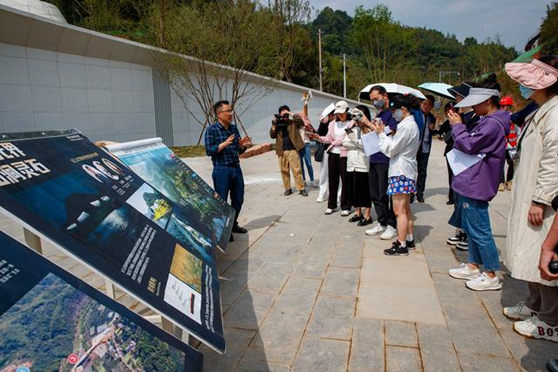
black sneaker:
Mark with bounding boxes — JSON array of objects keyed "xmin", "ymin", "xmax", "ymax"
[
  {"xmin": 447, "ymin": 232, "xmax": 462, "ymax": 245},
  {"xmin": 410, "ymin": 195, "xmax": 415, "ymax": 204},
  {"xmin": 284, "ymin": 189, "xmax": 292, "ymax": 196},
  {"xmin": 406, "ymin": 239, "xmax": 416, "ymax": 250},
  {"xmin": 417, "ymin": 195, "xmax": 425, "ymax": 203},
  {"xmin": 456, "ymin": 235, "xmax": 468, "ymax": 251},
  {"xmin": 300, "ymin": 189, "xmax": 308, "ymax": 197},
  {"xmin": 384, "ymin": 241, "xmax": 409, "ymax": 256}
]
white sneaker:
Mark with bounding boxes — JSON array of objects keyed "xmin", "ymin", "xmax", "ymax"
[
  {"xmin": 514, "ymin": 315, "xmax": 558, "ymax": 343},
  {"xmin": 448, "ymin": 263, "xmax": 480, "ymax": 280},
  {"xmin": 380, "ymin": 226, "xmax": 397, "ymax": 240},
  {"xmin": 324, "ymin": 208, "xmax": 336, "ymax": 215},
  {"xmin": 365, "ymin": 224, "xmax": 387, "ymax": 236},
  {"xmin": 316, "ymin": 196, "xmax": 328, "ymax": 203},
  {"xmin": 340, "ymin": 210, "xmax": 351, "ymax": 217},
  {"xmin": 465, "ymin": 273, "xmax": 502, "ymax": 291},
  {"xmin": 503, "ymin": 301, "xmax": 538, "ymax": 321},
  {"xmin": 311, "ymin": 180, "xmax": 319, "ymax": 188}
]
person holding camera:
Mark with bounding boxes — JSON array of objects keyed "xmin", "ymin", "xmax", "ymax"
[
  {"xmin": 310, "ymin": 100, "xmax": 352, "ymax": 215},
  {"xmin": 343, "ymin": 105, "xmax": 373, "ymax": 226},
  {"xmin": 270, "ymin": 105, "xmax": 308, "ymax": 197},
  {"xmin": 501, "ymin": 56, "xmax": 558, "ymax": 342}
]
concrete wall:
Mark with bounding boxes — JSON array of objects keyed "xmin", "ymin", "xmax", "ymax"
[{"xmin": 0, "ymin": 42, "xmax": 157, "ymax": 143}]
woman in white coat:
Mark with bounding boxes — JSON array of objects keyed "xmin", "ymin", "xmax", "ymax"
[
  {"xmin": 504, "ymin": 55, "xmax": 558, "ymax": 343},
  {"xmin": 369, "ymin": 95, "xmax": 420, "ymax": 256}
]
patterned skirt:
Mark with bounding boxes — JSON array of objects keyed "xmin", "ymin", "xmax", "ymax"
[{"xmin": 387, "ymin": 175, "xmax": 416, "ymax": 195}]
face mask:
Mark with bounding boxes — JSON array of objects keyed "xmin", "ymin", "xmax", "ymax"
[
  {"xmin": 373, "ymin": 99, "xmax": 385, "ymax": 109},
  {"xmin": 393, "ymin": 109, "xmax": 403, "ymax": 122},
  {"xmin": 519, "ymin": 84, "xmax": 534, "ymax": 99}
]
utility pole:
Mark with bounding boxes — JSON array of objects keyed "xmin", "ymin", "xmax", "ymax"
[
  {"xmin": 318, "ymin": 29, "xmax": 323, "ymax": 92},
  {"xmin": 439, "ymin": 70, "xmax": 460, "ymax": 83},
  {"xmin": 343, "ymin": 53, "xmax": 347, "ymax": 98}
]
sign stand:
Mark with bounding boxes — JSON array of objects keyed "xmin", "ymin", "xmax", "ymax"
[{"xmin": 20, "ymin": 227, "xmax": 190, "ymax": 344}]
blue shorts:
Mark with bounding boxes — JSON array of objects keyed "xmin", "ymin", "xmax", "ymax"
[{"xmin": 387, "ymin": 175, "xmax": 416, "ymax": 195}]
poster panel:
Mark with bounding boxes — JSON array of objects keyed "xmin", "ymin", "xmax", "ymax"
[
  {"xmin": 0, "ymin": 131, "xmax": 225, "ymax": 353},
  {"xmin": 0, "ymin": 231, "xmax": 203, "ymax": 372},
  {"xmin": 105, "ymin": 138, "xmax": 234, "ymax": 251}
]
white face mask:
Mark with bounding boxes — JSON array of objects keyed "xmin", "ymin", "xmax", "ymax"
[{"xmin": 393, "ymin": 109, "xmax": 404, "ymax": 122}]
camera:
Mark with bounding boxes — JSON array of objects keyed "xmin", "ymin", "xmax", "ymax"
[{"xmin": 273, "ymin": 114, "xmax": 291, "ymax": 128}]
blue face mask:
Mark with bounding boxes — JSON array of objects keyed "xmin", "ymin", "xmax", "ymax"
[{"xmin": 519, "ymin": 84, "xmax": 534, "ymax": 99}]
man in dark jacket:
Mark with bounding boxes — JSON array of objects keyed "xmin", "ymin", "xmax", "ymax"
[{"xmin": 270, "ymin": 105, "xmax": 308, "ymax": 196}]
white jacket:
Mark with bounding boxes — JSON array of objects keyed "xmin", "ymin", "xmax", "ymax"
[
  {"xmin": 342, "ymin": 125, "xmax": 369, "ymax": 173},
  {"xmin": 505, "ymin": 95, "xmax": 558, "ymax": 286},
  {"xmin": 378, "ymin": 115, "xmax": 419, "ymax": 180}
]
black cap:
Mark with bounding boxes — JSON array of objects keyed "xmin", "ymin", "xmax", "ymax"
[{"xmin": 448, "ymin": 83, "xmax": 472, "ymax": 98}]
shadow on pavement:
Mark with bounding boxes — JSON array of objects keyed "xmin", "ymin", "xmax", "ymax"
[{"xmin": 198, "ymin": 236, "xmax": 270, "ymax": 371}]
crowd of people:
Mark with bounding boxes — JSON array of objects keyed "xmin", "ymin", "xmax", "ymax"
[{"xmin": 205, "ymin": 56, "xmax": 558, "ymax": 359}]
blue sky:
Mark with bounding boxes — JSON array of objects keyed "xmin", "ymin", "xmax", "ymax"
[{"xmin": 309, "ymin": 0, "xmax": 554, "ymax": 51}]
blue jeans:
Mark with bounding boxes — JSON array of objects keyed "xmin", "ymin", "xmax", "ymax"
[
  {"xmin": 460, "ymin": 195, "xmax": 500, "ymax": 272},
  {"xmin": 299, "ymin": 143, "xmax": 314, "ymax": 181},
  {"xmin": 212, "ymin": 165, "xmax": 244, "ymax": 225},
  {"xmin": 448, "ymin": 192, "xmax": 463, "ymax": 228}
]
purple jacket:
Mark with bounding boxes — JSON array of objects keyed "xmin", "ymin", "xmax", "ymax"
[{"xmin": 451, "ymin": 110, "xmax": 510, "ymax": 201}]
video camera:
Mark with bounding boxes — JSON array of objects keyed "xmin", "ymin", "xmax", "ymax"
[{"xmin": 273, "ymin": 113, "xmax": 292, "ymax": 128}]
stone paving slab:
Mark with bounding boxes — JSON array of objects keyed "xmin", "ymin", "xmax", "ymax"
[{"xmin": 291, "ymin": 337, "xmax": 350, "ymax": 372}]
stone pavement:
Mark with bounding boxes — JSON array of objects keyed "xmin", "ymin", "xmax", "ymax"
[{"xmin": 0, "ymin": 140, "xmax": 555, "ymax": 371}]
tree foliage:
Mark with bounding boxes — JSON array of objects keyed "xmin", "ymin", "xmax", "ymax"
[{"xmin": 540, "ymin": 2, "xmax": 558, "ymax": 55}]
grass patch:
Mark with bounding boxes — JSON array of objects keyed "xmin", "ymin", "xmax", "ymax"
[{"xmin": 170, "ymin": 145, "xmax": 207, "ymax": 158}]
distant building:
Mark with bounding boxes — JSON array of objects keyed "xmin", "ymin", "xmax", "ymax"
[{"xmin": 0, "ymin": 2, "xmax": 365, "ymax": 145}]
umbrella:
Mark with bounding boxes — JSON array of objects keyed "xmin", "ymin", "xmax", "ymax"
[
  {"xmin": 359, "ymin": 83, "xmax": 427, "ymax": 101},
  {"xmin": 418, "ymin": 83, "xmax": 456, "ymax": 100}
]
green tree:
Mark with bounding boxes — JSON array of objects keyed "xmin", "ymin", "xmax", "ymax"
[{"xmin": 540, "ymin": 2, "xmax": 558, "ymax": 54}]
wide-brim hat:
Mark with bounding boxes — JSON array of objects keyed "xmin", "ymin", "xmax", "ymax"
[
  {"xmin": 505, "ymin": 59, "xmax": 558, "ymax": 90},
  {"xmin": 454, "ymin": 88, "xmax": 500, "ymax": 108},
  {"xmin": 448, "ymin": 83, "xmax": 472, "ymax": 98}
]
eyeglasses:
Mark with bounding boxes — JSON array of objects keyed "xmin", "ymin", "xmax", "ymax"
[{"xmin": 218, "ymin": 109, "xmax": 234, "ymax": 114}]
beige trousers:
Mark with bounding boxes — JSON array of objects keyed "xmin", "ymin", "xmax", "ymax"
[{"xmin": 279, "ymin": 150, "xmax": 304, "ymax": 191}]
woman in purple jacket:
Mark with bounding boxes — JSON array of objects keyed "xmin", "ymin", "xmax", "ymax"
[{"xmin": 447, "ymin": 78, "xmax": 511, "ymax": 291}]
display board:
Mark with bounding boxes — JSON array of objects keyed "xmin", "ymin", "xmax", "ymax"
[
  {"xmin": 0, "ymin": 130, "xmax": 225, "ymax": 353},
  {"xmin": 105, "ymin": 138, "xmax": 234, "ymax": 251},
  {"xmin": 0, "ymin": 231, "xmax": 203, "ymax": 371}
]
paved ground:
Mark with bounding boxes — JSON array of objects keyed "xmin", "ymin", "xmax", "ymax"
[{"xmin": 1, "ymin": 140, "xmax": 555, "ymax": 371}]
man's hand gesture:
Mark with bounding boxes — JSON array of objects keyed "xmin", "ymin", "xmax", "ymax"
[{"xmin": 240, "ymin": 136, "xmax": 252, "ymax": 148}]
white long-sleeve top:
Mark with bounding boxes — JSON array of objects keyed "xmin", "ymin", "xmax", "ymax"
[
  {"xmin": 378, "ymin": 115, "xmax": 420, "ymax": 180},
  {"xmin": 342, "ymin": 125, "xmax": 369, "ymax": 173}
]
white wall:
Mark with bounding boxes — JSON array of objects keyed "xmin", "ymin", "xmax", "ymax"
[{"xmin": 0, "ymin": 42, "xmax": 157, "ymax": 143}]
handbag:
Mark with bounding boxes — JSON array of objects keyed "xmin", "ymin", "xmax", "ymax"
[{"xmin": 314, "ymin": 142, "xmax": 326, "ymax": 162}]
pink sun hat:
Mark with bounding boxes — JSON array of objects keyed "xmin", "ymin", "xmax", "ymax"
[{"xmin": 505, "ymin": 59, "xmax": 558, "ymax": 90}]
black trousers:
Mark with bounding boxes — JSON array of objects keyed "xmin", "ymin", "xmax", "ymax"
[
  {"xmin": 368, "ymin": 162, "xmax": 396, "ymax": 227},
  {"xmin": 328, "ymin": 153, "xmax": 350, "ymax": 210},
  {"xmin": 446, "ymin": 156, "xmax": 454, "ymax": 203},
  {"xmin": 416, "ymin": 150, "xmax": 430, "ymax": 198}
]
